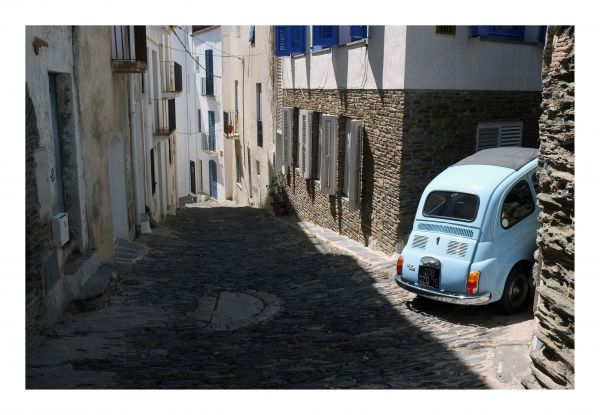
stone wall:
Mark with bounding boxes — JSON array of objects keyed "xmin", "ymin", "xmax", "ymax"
[
  {"xmin": 282, "ymin": 89, "xmax": 541, "ymax": 255},
  {"xmin": 398, "ymin": 90, "xmax": 542, "ymax": 247},
  {"xmin": 26, "ymin": 86, "xmax": 51, "ymax": 341},
  {"xmin": 528, "ymin": 26, "xmax": 575, "ymax": 389}
]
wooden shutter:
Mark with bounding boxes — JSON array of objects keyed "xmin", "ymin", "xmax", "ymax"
[
  {"xmin": 282, "ymin": 108, "xmax": 292, "ymax": 166},
  {"xmin": 298, "ymin": 110, "xmax": 307, "ymax": 177},
  {"xmin": 302, "ymin": 111, "xmax": 312, "ymax": 179},
  {"xmin": 499, "ymin": 122, "xmax": 523, "ymax": 147},
  {"xmin": 320, "ymin": 114, "xmax": 338, "ymax": 195},
  {"xmin": 348, "ymin": 120, "xmax": 363, "ymax": 212}
]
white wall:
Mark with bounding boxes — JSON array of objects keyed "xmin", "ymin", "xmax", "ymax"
[
  {"xmin": 403, "ymin": 26, "xmax": 543, "ymax": 91},
  {"xmin": 281, "ymin": 26, "xmax": 406, "ymax": 90},
  {"xmin": 192, "ymin": 27, "xmax": 228, "ymax": 201}
]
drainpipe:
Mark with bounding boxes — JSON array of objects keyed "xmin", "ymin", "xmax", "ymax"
[{"xmin": 128, "ymin": 73, "xmax": 142, "ymax": 234}]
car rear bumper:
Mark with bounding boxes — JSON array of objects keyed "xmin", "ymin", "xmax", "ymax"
[{"xmin": 394, "ymin": 274, "xmax": 492, "ymax": 305}]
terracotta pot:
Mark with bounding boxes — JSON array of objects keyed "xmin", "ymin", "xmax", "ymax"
[{"xmin": 271, "ymin": 202, "xmax": 288, "ymax": 217}]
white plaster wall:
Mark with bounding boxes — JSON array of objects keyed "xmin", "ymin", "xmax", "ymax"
[
  {"xmin": 281, "ymin": 26, "xmax": 406, "ymax": 90},
  {"xmin": 192, "ymin": 27, "xmax": 227, "ymax": 201},
  {"xmin": 404, "ymin": 26, "xmax": 543, "ymax": 91}
]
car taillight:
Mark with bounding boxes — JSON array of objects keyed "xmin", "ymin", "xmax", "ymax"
[
  {"xmin": 467, "ymin": 271, "xmax": 480, "ymax": 295},
  {"xmin": 396, "ymin": 255, "xmax": 404, "ymax": 276}
]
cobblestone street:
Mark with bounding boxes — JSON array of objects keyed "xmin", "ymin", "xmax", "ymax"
[{"xmin": 27, "ymin": 204, "xmax": 534, "ymax": 389}]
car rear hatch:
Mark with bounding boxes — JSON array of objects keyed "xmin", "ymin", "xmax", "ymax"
[{"xmin": 401, "ymin": 221, "xmax": 480, "ymax": 294}]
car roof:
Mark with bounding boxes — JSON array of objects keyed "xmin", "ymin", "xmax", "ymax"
[
  {"xmin": 426, "ymin": 164, "xmax": 516, "ymax": 197},
  {"xmin": 453, "ymin": 147, "xmax": 538, "ymax": 171}
]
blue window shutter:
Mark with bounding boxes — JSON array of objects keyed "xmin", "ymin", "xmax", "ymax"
[
  {"xmin": 312, "ymin": 26, "xmax": 338, "ymax": 48},
  {"xmin": 538, "ymin": 26, "xmax": 547, "ymax": 43},
  {"xmin": 275, "ymin": 26, "xmax": 289, "ymax": 56},
  {"xmin": 488, "ymin": 26, "xmax": 525, "ymax": 40},
  {"xmin": 249, "ymin": 25, "xmax": 255, "ymax": 43},
  {"xmin": 289, "ymin": 26, "xmax": 306, "ymax": 54},
  {"xmin": 208, "ymin": 111, "xmax": 215, "ymax": 141},
  {"xmin": 205, "ymin": 49, "xmax": 214, "ymax": 96},
  {"xmin": 350, "ymin": 26, "xmax": 367, "ymax": 41}
]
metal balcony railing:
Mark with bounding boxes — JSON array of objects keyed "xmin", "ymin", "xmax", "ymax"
[
  {"xmin": 161, "ymin": 61, "xmax": 183, "ymax": 94},
  {"xmin": 111, "ymin": 26, "xmax": 147, "ymax": 73},
  {"xmin": 223, "ymin": 110, "xmax": 239, "ymax": 138},
  {"xmin": 153, "ymin": 98, "xmax": 176, "ymax": 136},
  {"xmin": 201, "ymin": 77, "xmax": 214, "ymax": 97},
  {"xmin": 200, "ymin": 132, "xmax": 217, "ymax": 153}
]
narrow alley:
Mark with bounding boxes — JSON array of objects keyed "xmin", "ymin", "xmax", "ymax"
[{"xmin": 27, "ymin": 204, "xmax": 533, "ymax": 389}]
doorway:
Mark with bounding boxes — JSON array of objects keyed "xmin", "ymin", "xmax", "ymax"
[
  {"xmin": 190, "ymin": 161, "xmax": 196, "ymax": 194},
  {"xmin": 109, "ymin": 136, "xmax": 129, "ymax": 240},
  {"xmin": 209, "ymin": 160, "xmax": 217, "ymax": 199}
]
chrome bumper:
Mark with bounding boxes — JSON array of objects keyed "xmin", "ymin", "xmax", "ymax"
[{"xmin": 394, "ymin": 274, "xmax": 492, "ymax": 305}]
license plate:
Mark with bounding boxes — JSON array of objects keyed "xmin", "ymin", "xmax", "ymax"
[{"xmin": 418, "ymin": 266, "xmax": 440, "ymax": 289}]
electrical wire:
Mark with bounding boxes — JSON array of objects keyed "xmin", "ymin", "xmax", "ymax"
[{"xmin": 171, "ymin": 27, "xmax": 223, "ymax": 79}]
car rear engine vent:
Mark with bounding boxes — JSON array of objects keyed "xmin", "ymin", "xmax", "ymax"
[
  {"xmin": 412, "ymin": 235, "xmax": 428, "ymax": 250},
  {"xmin": 446, "ymin": 240, "xmax": 468, "ymax": 257}
]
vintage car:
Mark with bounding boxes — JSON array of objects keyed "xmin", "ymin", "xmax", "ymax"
[{"xmin": 395, "ymin": 147, "xmax": 540, "ymax": 313}]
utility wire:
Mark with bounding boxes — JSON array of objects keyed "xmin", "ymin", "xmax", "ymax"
[{"xmin": 171, "ymin": 27, "xmax": 223, "ymax": 79}]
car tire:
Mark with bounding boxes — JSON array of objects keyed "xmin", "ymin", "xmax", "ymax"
[{"xmin": 499, "ymin": 266, "xmax": 531, "ymax": 314}]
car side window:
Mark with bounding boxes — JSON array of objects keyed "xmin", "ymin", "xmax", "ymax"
[
  {"xmin": 531, "ymin": 171, "xmax": 541, "ymax": 194},
  {"xmin": 501, "ymin": 180, "xmax": 535, "ymax": 229}
]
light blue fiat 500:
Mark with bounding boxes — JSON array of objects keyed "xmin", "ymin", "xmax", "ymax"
[{"xmin": 395, "ymin": 147, "xmax": 540, "ymax": 313}]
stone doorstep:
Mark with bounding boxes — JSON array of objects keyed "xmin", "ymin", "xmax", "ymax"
[{"xmin": 63, "ymin": 250, "xmax": 100, "ymax": 293}]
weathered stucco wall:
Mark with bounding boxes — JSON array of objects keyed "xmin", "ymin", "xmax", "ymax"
[
  {"xmin": 527, "ymin": 25, "xmax": 575, "ymax": 389},
  {"xmin": 73, "ymin": 26, "xmax": 135, "ymax": 259}
]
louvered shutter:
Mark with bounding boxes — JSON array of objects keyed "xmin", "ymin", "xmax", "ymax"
[
  {"xmin": 320, "ymin": 114, "xmax": 338, "ymax": 195},
  {"xmin": 348, "ymin": 120, "xmax": 363, "ymax": 212},
  {"xmin": 499, "ymin": 122, "xmax": 523, "ymax": 147},
  {"xmin": 282, "ymin": 108, "xmax": 292, "ymax": 166},
  {"xmin": 476, "ymin": 121, "xmax": 523, "ymax": 151},
  {"xmin": 303, "ymin": 112, "xmax": 312, "ymax": 178},
  {"xmin": 298, "ymin": 110, "xmax": 307, "ymax": 177},
  {"xmin": 275, "ymin": 26, "xmax": 307, "ymax": 56},
  {"xmin": 312, "ymin": 26, "xmax": 339, "ymax": 47}
]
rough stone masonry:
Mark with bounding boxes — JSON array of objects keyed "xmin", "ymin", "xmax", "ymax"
[{"xmin": 527, "ymin": 25, "xmax": 575, "ymax": 389}]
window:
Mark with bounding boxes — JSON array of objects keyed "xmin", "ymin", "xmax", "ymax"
[
  {"xmin": 340, "ymin": 120, "xmax": 363, "ymax": 211},
  {"xmin": 150, "ymin": 148, "xmax": 156, "ymax": 194},
  {"xmin": 275, "ymin": 26, "xmax": 307, "ymax": 56},
  {"xmin": 257, "ymin": 83, "xmax": 263, "ymax": 147},
  {"xmin": 256, "ymin": 160, "xmax": 260, "ymax": 177},
  {"xmin": 423, "ymin": 191, "xmax": 479, "ymax": 222},
  {"xmin": 501, "ymin": 180, "xmax": 535, "ymax": 229},
  {"xmin": 235, "ymin": 80, "xmax": 239, "ymax": 115},
  {"xmin": 205, "ymin": 49, "xmax": 214, "ymax": 96},
  {"xmin": 319, "ymin": 114, "xmax": 338, "ymax": 195},
  {"xmin": 282, "ymin": 108, "xmax": 293, "ymax": 167},
  {"xmin": 476, "ymin": 121, "xmax": 523, "ymax": 151},
  {"xmin": 298, "ymin": 110, "xmax": 312, "ymax": 178},
  {"xmin": 236, "ymin": 154, "xmax": 242, "ymax": 184},
  {"xmin": 312, "ymin": 26, "xmax": 339, "ymax": 50},
  {"xmin": 470, "ymin": 26, "xmax": 526, "ymax": 41},
  {"xmin": 247, "ymin": 148, "xmax": 253, "ymax": 197},
  {"xmin": 349, "ymin": 26, "xmax": 368, "ymax": 41},
  {"xmin": 249, "ymin": 25, "xmax": 255, "ymax": 44},
  {"xmin": 198, "ymin": 109, "xmax": 202, "ymax": 132},
  {"xmin": 208, "ymin": 110, "xmax": 215, "ymax": 151},
  {"xmin": 436, "ymin": 26, "xmax": 456, "ymax": 36}
]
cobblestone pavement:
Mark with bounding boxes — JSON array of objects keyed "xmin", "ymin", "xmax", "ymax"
[{"xmin": 27, "ymin": 204, "xmax": 534, "ymax": 389}]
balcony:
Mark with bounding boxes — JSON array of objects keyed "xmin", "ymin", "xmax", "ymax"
[
  {"xmin": 223, "ymin": 110, "xmax": 239, "ymax": 138},
  {"xmin": 161, "ymin": 61, "xmax": 183, "ymax": 96},
  {"xmin": 201, "ymin": 77, "xmax": 214, "ymax": 97},
  {"xmin": 153, "ymin": 98, "xmax": 176, "ymax": 136},
  {"xmin": 201, "ymin": 132, "xmax": 217, "ymax": 154},
  {"xmin": 111, "ymin": 26, "xmax": 147, "ymax": 73}
]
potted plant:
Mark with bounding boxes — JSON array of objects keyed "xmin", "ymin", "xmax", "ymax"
[{"xmin": 267, "ymin": 172, "xmax": 288, "ymax": 216}]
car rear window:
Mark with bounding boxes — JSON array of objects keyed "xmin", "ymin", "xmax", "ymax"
[{"xmin": 423, "ymin": 191, "xmax": 479, "ymax": 222}]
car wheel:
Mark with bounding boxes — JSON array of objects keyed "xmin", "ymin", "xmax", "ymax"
[{"xmin": 499, "ymin": 266, "xmax": 530, "ymax": 313}]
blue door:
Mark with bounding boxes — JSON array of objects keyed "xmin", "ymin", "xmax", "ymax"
[{"xmin": 209, "ymin": 160, "xmax": 217, "ymax": 199}]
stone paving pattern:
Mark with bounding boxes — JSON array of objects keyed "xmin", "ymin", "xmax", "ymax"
[{"xmin": 27, "ymin": 205, "xmax": 533, "ymax": 389}]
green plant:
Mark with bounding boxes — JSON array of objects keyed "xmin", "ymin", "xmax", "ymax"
[{"xmin": 267, "ymin": 172, "xmax": 286, "ymax": 204}]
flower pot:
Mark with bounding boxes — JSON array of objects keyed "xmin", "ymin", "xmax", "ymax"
[{"xmin": 271, "ymin": 202, "xmax": 288, "ymax": 217}]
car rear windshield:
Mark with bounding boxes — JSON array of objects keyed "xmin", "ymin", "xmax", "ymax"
[{"xmin": 423, "ymin": 191, "xmax": 479, "ymax": 222}]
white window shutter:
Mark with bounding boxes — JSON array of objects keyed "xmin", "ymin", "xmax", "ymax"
[
  {"xmin": 320, "ymin": 114, "xmax": 338, "ymax": 195},
  {"xmin": 499, "ymin": 121, "xmax": 523, "ymax": 147},
  {"xmin": 348, "ymin": 120, "xmax": 363, "ymax": 212},
  {"xmin": 303, "ymin": 112, "xmax": 313, "ymax": 179},
  {"xmin": 282, "ymin": 108, "xmax": 292, "ymax": 166},
  {"xmin": 298, "ymin": 110, "xmax": 307, "ymax": 177}
]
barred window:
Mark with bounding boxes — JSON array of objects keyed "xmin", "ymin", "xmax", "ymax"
[{"xmin": 436, "ymin": 26, "xmax": 456, "ymax": 36}]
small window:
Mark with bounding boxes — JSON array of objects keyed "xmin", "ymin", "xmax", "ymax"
[
  {"xmin": 249, "ymin": 26, "xmax": 256, "ymax": 44},
  {"xmin": 436, "ymin": 26, "xmax": 456, "ymax": 36},
  {"xmin": 256, "ymin": 160, "xmax": 260, "ymax": 176},
  {"xmin": 501, "ymin": 180, "xmax": 535, "ymax": 229},
  {"xmin": 236, "ymin": 155, "xmax": 242, "ymax": 184},
  {"xmin": 198, "ymin": 109, "xmax": 202, "ymax": 132},
  {"xmin": 423, "ymin": 191, "xmax": 479, "ymax": 222}
]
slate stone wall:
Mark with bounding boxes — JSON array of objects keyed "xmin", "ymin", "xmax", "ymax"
[
  {"xmin": 282, "ymin": 88, "xmax": 541, "ymax": 255},
  {"xmin": 528, "ymin": 25, "xmax": 575, "ymax": 389}
]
